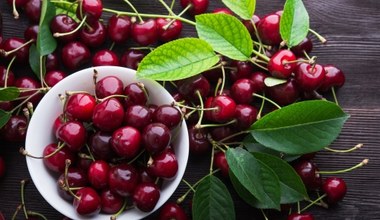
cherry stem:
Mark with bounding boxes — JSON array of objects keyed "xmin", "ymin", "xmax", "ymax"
[
  {"xmin": 11, "ymin": 204, "xmax": 22, "ymax": 220},
  {"xmin": 123, "ymin": 0, "xmax": 143, "ymax": 23},
  {"xmin": 20, "ymin": 142, "xmax": 65, "ymax": 159},
  {"xmin": 0, "ymin": 39, "xmax": 34, "ymax": 57},
  {"xmin": 283, "ymin": 58, "xmax": 309, "ymax": 65},
  {"xmin": 197, "ymin": 119, "xmax": 236, "ymax": 129},
  {"xmin": 26, "ymin": 211, "xmax": 48, "ymax": 220},
  {"xmin": 111, "ymin": 199, "xmax": 128, "ymax": 220},
  {"xmin": 253, "ymin": 93, "xmax": 282, "ymax": 109},
  {"xmin": 98, "ymin": 94, "xmax": 129, "ymax": 102},
  {"xmin": 64, "ymin": 159, "xmax": 80, "ymax": 200},
  {"xmin": 325, "ymin": 143, "xmax": 363, "ymax": 153},
  {"xmin": 301, "ymin": 194, "xmax": 327, "ymax": 212},
  {"xmin": 54, "ymin": 16, "xmax": 87, "ymax": 38},
  {"xmin": 128, "ymin": 149, "xmax": 145, "ymax": 164},
  {"xmin": 214, "ymin": 78, "xmax": 222, "ymax": 97},
  {"xmin": 195, "ymin": 90, "xmax": 205, "ymax": 128},
  {"xmin": 250, "ymin": 58, "xmax": 269, "ymax": 71},
  {"xmin": 261, "ymin": 209, "xmax": 269, "ymax": 220},
  {"xmin": 157, "ymin": 0, "xmax": 175, "ymax": 16},
  {"xmin": 251, "ymin": 49, "xmax": 270, "ymax": 62},
  {"xmin": 331, "ymin": 86, "xmax": 339, "ymax": 106},
  {"xmin": 209, "ymin": 145, "xmax": 215, "ymax": 175},
  {"xmin": 11, "ymin": 91, "xmax": 44, "ymax": 114},
  {"xmin": 85, "ymin": 144, "xmax": 95, "ymax": 161},
  {"xmin": 12, "ymin": 0, "xmax": 19, "ymax": 19},
  {"xmin": 297, "ymin": 201, "xmax": 301, "ymax": 214},
  {"xmin": 20, "ymin": 179, "xmax": 29, "ymax": 219},
  {"xmin": 256, "ymin": 92, "xmax": 266, "ymax": 120},
  {"xmin": 182, "ymin": 179, "xmax": 196, "ymax": 192},
  {"xmin": 318, "ymin": 158, "xmax": 369, "ymax": 174},
  {"xmin": 5, "ymin": 56, "xmax": 16, "ymax": 88},
  {"xmin": 219, "ymin": 66, "xmax": 226, "ymax": 95},
  {"xmin": 309, "ymin": 28, "xmax": 327, "ymax": 44},
  {"xmin": 218, "ymin": 130, "xmax": 250, "ymax": 144},
  {"xmin": 163, "ymin": 4, "xmax": 192, "ymax": 30}
]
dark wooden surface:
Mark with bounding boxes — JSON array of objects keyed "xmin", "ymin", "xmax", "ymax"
[{"xmin": 1, "ymin": 0, "xmax": 380, "ymax": 219}]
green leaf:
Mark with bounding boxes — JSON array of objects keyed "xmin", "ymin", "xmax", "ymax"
[
  {"xmin": 280, "ymin": 0, "xmax": 310, "ymax": 48},
  {"xmin": 53, "ymin": 1, "xmax": 79, "ymax": 22},
  {"xmin": 37, "ymin": 0, "xmax": 57, "ymax": 56},
  {"xmin": 251, "ymin": 100, "xmax": 349, "ymax": 155},
  {"xmin": 136, "ymin": 38, "xmax": 219, "ymax": 81},
  {"xmin": 252, "ymin": 152, "xmax": 308, "ymax": 204},
  {"xmin": 29, "ymin": 44, "xmax": 41, "ymax": 79},
  {"xmin": 0, "ymin": 109, "xmax": 11, "ymax": 129},
  {"xmin": 264, "ymin": 77, "xmax": 287, "ymax": 87},
  {"xmin": 221, "ymin": 0, "xmax": 256, "ymax": 20},
  {"xmin": 226, "ymin": 147, "xmax": 281, "ymax": 210},
  {"xmin": 192, "ymin": 175, "xmax": 235, "ymax": 220},
  {"xmin": 195, "ymin": 14, "xmax": 253, "ymax": 61},
  {"xmin": 0, "ymin": 87, "xmax": 20, "ymax": 101}
]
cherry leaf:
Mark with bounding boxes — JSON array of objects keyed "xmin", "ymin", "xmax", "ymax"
[
  {"xmin": 0, "ymin": 109, "xmax": 11, "ymax": 129},
  {"xmin": 53, "ymin": 1, "xmax": 80, "ymax": 22},
  {"xmin": 136, "ymin": 38, "xmax": 219, "ymax": 81},
  {"xmin": 280, "ymin": 0, "xmax": 310, "ymax": 48},
  {"xmin": 192, "ymin": 175, "xmax": 235, "ymax": 220},
  {"xmin": 29, "ymin": 44, "xmax": 41, "ymax": 79},
  {"xmin": 264, "ymin": 77, "xmax": 287, "ymax": 87},
  {"xmin": 37, "ymin": 0, "xmax": 57, "ymax": 56},
  {"xmin": 196, "ymin": 13, "xmax": 253, "ymax": 61},
  {"xmin": 0, "ymin": 87, "xmax": 20, "ymax": 101},
  {"xmin": 221, "ymin": 0, "xmax": 256, "ymax": 20},
  {"xmin": 251, "ymin": 100, "xmax": 349, "ymax": 154}
]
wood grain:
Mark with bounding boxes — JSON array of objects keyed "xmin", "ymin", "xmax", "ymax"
[{"xmin": 1, "ymin": 0, "xmax": 380, "ymax": 220}]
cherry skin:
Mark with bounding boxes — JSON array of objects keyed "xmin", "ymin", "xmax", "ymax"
[
  {"xmin": 295, "ymin": 63, "xmax": 326, "ymax": 92},
  {"xmin": 177, "ymin": 75, "xmax": 210, "ymax": 104},
  {"xmin": 100, "ymin": 189, "xmax": 124, "ymax": 214},
  {"xmin": 212, "ymin": 8, "xmax": 233, "ymax": 15},
  {"xmin": 24, "ymin": 25, "xmax": 39, "ymax": 41},
  {"xmin": 249, "ymin": 71, "xmax": 268, "ymax": 93},
  {"xmin": 0, "ymin": 65, "xmax": 15, "ymax": 87},
  {"xmin": 61, "ymin": 41, "xmax": 91, "ymax": 70},
  {"xmin": 43, "ymin": 143, "xmax": 76, "ymax": 173},
  {"xmin": 111, "ymin": 126, "xmax": 142, "ymax": 159},
  {"xmin": 243, "ymin": 15, "xmax": 260, "ymax": 39},
  {"xmin": 213, "ymin": 151, "xmax": 229, "ymax": 177},
  {"xmin": 77, "ymin": 0, "xmax": 103, "ymax": 23},
  {"xmin": 120, "ymin": 49, "xmax": 145, "ymax": 70},
  {"xmin": 210, "ymin": 126, "xmax": 234, "ymax": 141},
  {"xmin": 142, "ymin": 123, "xmax": 171, "ymax": 154},
  {"xmin": 0, "ymin": 37, "xmax": 29, "ymax": 64},
  {"xmin": 65, "ymin": 93, "xmax": 96, "ymax": 122},
  {"xmin": 107, "ymin": 15, "xmax": 131, "ymax": 44},
  {"xmin": 257, "ymin": 14, "xmax": 282, "ymax": 45},
  {"xmin": 50, "ymin": 14, "xmax": 79, "ymax": 43},
  {"xmin": 88, "ymin": 160, "xmax": 110, "ymax": 190},
  {"xmin": 124, "ymin": 105, "xmax": 152, "ymax": 130},
  {"xmin": 139, "ymin": 167, "xmax": 156, "ymax": 184},
  {"xmin": 234, "ymin": 104, "xmax": 258, "ymax": 130},
  {"xmin": 23, "ymin": 0, "xmax": 41, "ymax": 24},
  {"xmin": 92, "ymin": 49, "xmax": 120, "ymax": 66},
  {"xmin": 133, "ymin": 182, "xmax": 160, "ymax": 212},
  {"xmin": 205, "ymin": 95, "xmax": 237, "ymax": 123},
  {"xmin": 79, "ymin": 21, "xmax": 106, "ymax": 48},
  {"xmin": 292, "ymin": 160, "xmax": 322, "ymax": 190},
  {"xmin": 291, "ymin": 37, "xmax": 313, "ymax": 57},
  {"xmin": 0, "ymin": 101, "xmax": 13, "ymax": 111},
  {"xmin": 153, "ymin": 105, "xmax": 182, "ymax": 129},
  {"xmin": 322, "ymin": 177, "xmax": 347, "ymax": 204},
  {"xmin": 188, "ymin": 126, "xmax": 211, "ymax": 155},
  {"xmin": 92, "ymin": 98, "xmax": 124, "ymax": 132},
  {"xmin": 318, "ymin": 65, "xmax": 346, "ymax": 92},
  {"xmin": 7, "ymin": 0, "xmax": 28, "ymax": 8},
  {"xmin": 0, "ymin": 156, "xmax": 5, "ymax": 178},
  {"xmin": 180, "ymin": 0, "xmax": 209, "ymax": 15},
  {"xmin": 147, "ymin": 148, "xmax": 178, "ymax": 179},
  {"xmin": 45, "ymin": 52, "xmax": 60, "ymax": 71},
  {"xmin": 95, "ymin": 76, "xmax": 124, "ymax": 99},
  {"xmin": 131, "ymin": 19, "xmax": 159, "ymax": 46},
  {"xmin": 73, "ymin": 187, "xmax": 101, "ymax": 216},
  {"xmin": 230, "ymin": 78, "xmax": 256, "ymax": 104},
  {"xmin": 230, "ymin": 61, "xmax": 254, "ymax": 82},
  {"xmin": 108, "ymin": 163, "xmax": 140, "ymax": 197},
  {"xmin": 57, "ymin": 121, "xmax": 87, "ymax": 152},
  {"xmin": 44, "ymin": 70, "xmax": 67, "ymax": 87},
  {"xmin": 0, "ymin": 115, "xmax": 27, "ymax": 142},
  {"xmin": 156, "ymin": 18, "xmax": 183, "ymax": 42},
  {"xmin": 123, "ymin": 82, "xmax": 148, "ymax": 108},
  {"xmin": 287, "ymin": 213, "xmax": 314, "ymax": 220},
  {"xmin": 89, "ymin": 131, "xmax": 115, "ymax": 161},
  {"xmin": 266, "ymin": 79, "xmax": 300, "ymax": 106},
  {"xmin": 268, "ymin": 50, "xmax": 297, "ymax": 79},
  {"xmin": 14, "ymin": 76, "xmax": 43, "ymax": 106},
  {"xmin": 158, "ymin": 202, "xmax": 188, "ymax": 220},
  {"xmin": 57, "ymin": 167, "xmax": 88, "ymax": 201}
]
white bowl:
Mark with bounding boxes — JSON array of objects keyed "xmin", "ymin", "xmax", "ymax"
[{"xmin": 25, "ymin": 66, "xmax": 189, "ymax": 220}]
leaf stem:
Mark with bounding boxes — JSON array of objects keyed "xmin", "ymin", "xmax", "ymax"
[{"xmin": 318, "ymin": 159, "xmax": 369, "ymax": 174}]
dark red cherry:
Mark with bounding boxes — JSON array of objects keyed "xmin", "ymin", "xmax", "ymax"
[
  {"xmin": 73, "ymin": 187, "xmax": 101, "ymax": 216},
  {"xmin": 95, "ymin": 76, "xmax": 124, "ymax": 99},
  {"xmin": 295, "ymin": 63, "xmax": 325, "ymax": 91},
  {"xmin": 205, "ymin": 95, "xmax": 236, "ymax": 123},
  {"xmin": 133, "ymin": 182, "xmax": 160, "ymax": 212},
  {"xmin": 257, "ymin": 14, "xmax": 282, "ymax": 45},
  {"xmin": 24, "ymin": 25, "xmax": 39, "ymax": 41},
  {"xmin": 65, "ymin": 93, "xmax": 96, "ymax": 122},
  {"xmin": 142, "ymin": 123, "xmax": 171, "ymax": 154},
  {"xmin": 322, "ymin": 177, "xmax": 347, "ymax": 204},
  {"xmin": 123, "ymin": 82, "xmax": 148, "ymax": 108},
  {"xmin": 92, "ymin": 49, "xmax": 120, "ymax": 66},
  {"xmin": 79, "ymin": 21, "xmax": 106, "ymax": 47},
  {"xmin": 242, "ymin": 15, "xmax": 260, "ymax": 38},
  {"xmin": 177, "ymin": 75, "xmax": 210, "ymax": 104},
  {"xmin": 0, "ymin": 115, "xmax": 27, "ymax": 142},
  {"xmin": 100, "ymin": 189, "xmax": 124, "ymax": 214},
  {"xmin": 14, "ymin": 76, "xmax": 42, "ymax": 106},
  {"xmin": 153, "ymin": 105, "xmax": 182, "ymax": 129},
  {"xmin": 131, "ymin": 19, "xmax": 158, "ymax": 46},
  {"xmin": 57, "ymin": 167, "xmax": 88, "ymax": 201},
  {"xmin": 108, "ymin": 163, "xmax": 140, "ymax": 197},
  {"xmin": 291, "ymin": 37, "xmax": 313, "ymax": 57},
  {"xmin": 230, "ymin": 78, "xmax": 256, "ymax": 104},
  {"xmin": 44, "ymin": 70, "xmax": 67, "ymax": 87},
  {"xmin": 234, "ymin": 104, "xmax": 258, "ymax": 130},
  {"xmin": 158, "ymin": 202, "xmax": 188, "ymax": 220},
  {"xmin": 45, "ymin": 52, "xmax": 60, "ymax": 71},
  {"xmin": 156, "ymin": 18, "xmax": 183, "ymax": 42},
  {"xmin": 124, "ymin": 105, "xmax": 152, "ymax": 130},
  {"xmin": 107, "ymin": 15, "xmax": 131, "ymax": 44},
  {"xmin": 0, "ymin": 101, "xmax": 13, "ymax": 111},
  {"xmin": 249, "ymin": 71, "xmax": 267, "ymax": 93},
  {"xmin": 0, "ymin": 37, "xmax": 30, "ymax": 63},
  {"xmin": 50, "ymin": 14, "xmax": 78, "ymax": 43},
  {"xmin": 139, "ymin": 167, "xmax": 156, "ymax": 184},
  {"xmin": 213, "ymin": 151, "xmax": 229, "ymax": 177},
  {"xmin": 52, "ymin": 114, "xmax": 71, "ymax": 135},
  {"xmin": 88, "ymin": 160, "xmax": 110, "ymax": 190},
  {"xmin": 43, "ymin": 143, "xmax": 76, "ymax": 173},
  {"xmin": 210, "ymin": 126, "xmax": 234, "ymax": 141},
  {"xmin": 77, "ymin": 0, "xmax": 103, "ymax": 23},
  {"xmin": 212, "ymin": 8, "xmax": 233, "ymax": 15},
  {"xmin": 92, "ymin": 98, "xmax": 124, "ymax": 132},
  {"xmin": 57, "ymin": 121, "xmax": 87, "ymax": 152},
  {"xmin": 268, "ymin": 50, "xmax": 297, "ymax": 79},
  {"xmin": 147, "ymin": 148, "xmax": 178, "ymax": 179},
  {"xmin": 287, "ymin": 213, "xmax": 314, "ymax": 220},
  {"xmin": 180, "ymin": 0, "xmax": 209, "ymax": 15},
  {"xmin": 120, "ymin": 49, "xmax": 145, "ymax": 70},
  {"xmin": 266, "ymin": 79, "xmax": 300, "ymax": 106},
  {"xmin": 77, "ymin": 156, "xmax": 93, "ymax": 172},
  {"xmin": 0, "ymin": 65, "xmax": 15, "ymax": 87},
  {"xmin": 230, "ymin": 61, "xmax": 254, "ymax": 82},
  {"xmin": 24, "ymin": 0, "xmax": 41, "ymax": 24},
  {"xmin": 111, "ymin": 126, "xmax": 141, "ymax": 159},
  {"xmin": 293, "ymin": 160, "xmax": 322, "ymax": 190},
  {"xmin": 61, "ymin": 41, "xmax": 91, "ymax": 70},
  {"xmin": 7, "ymin": 0, "xmax": 28, "ymax": 8},
  {"xmin": 0, "ymin": 156, "xmax": 5, "ymax": 178},
  {"xmin": 318, "ymin": 65, "xmax": 346, "ymax": 92},
  {"xmin": 188, "ymin": 126, "xmax": 211, "ymax": 155},
  {"xmin": 89, "ymin": 131, "xmax": 115, "ymax": 161}
]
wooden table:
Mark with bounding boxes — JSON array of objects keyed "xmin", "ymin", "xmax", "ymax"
[{"xmin": 1, "ymin": 1, "xmax": 379, "ymax": 219}]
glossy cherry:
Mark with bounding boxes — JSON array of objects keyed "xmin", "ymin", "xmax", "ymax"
[
  {"xmin": 158, "ymin": 202, "xmax": 188, "ymax": 220},
  {"xmin": 318, "ymin": 65, "xmax": 346, "ymax": 92},
  {"xmin": 0, "ymin": 101, "xmax": 13, "ymax": 111},
  {"xmin": 43, "ymin": 143, "xmax": 76, "ymax": 173},
  {"xmin": 50, "ymin": 14, "xmax": 79, "ymax": 43},
  {"xmin": 291, "ymin": 37, "xmax": 313, "ymax": 57},
  {"xmin": 14, "ymin": 76, "xmax": 42, "ymax": 106},
  {"xmin": 100, "ymin": 189, "xmax": 124, "ymax": 214},
  {"xmin": 177, "ymin": 75, "xmax": 210, "ymax": 104},
  {"xmin": 65, "ymin": 93, "xmax": 96, "ymax": 122},
  {"xmin": 44, "ymin": 70, "xmax": 67, "ymax": 87},
  {"xmin": 107, "ymin": 15, "xmax": 131, "ymax": 44},
  {"xmin": 234, "ymin": 104, "xmax": 258, "ymax": 130},
  {"xmin": 0, "ymin": 115, "xmax": 27, "ymax": 142},
  {"xmin": 73, "ymin": 187, "xmax": 101, "ymax": 216},
  {"xmin": 180, "ymin": 0, "xmax": 209, "ymax": 15},
  {"xmin": 57, "ymin": 167, "xmax": 88, "ymax": 200},
  {"xmin": 61, "ymin": 41, "xmax": 91, "ymax": 70},
  {"xmin": 257, "ymin": 14, "xmax": 282, "ymax": 45},
  {"xmin": 142, "ymin": 123, "xmax": 171, "ymax": 154},
  {"xmin": 124, "ymin": 105, "xmax": 152, "ymax": 129},
  {"xmin": 77, "ymin": 0, "xmax": 103, "ymax": 23},
  {"xmin": 287, "ymin": 213, "xmax": 314, "ymax": 220},
  {"xmin": 133, "ymin": 182, "xmax": 160, "ymax": 212},
  {"xmin": 0, "ymin": 65, "xmax": 15, "ymax": 87},
  {"xmin": 213, "ymin": 151, "xmax": 229, "ymax": 177},
  {"xmin": 0, "ymin": 156, "xmax": 5, "ymax": 178},
  {"xmin": 249, "ymin": 71, "xmax": 267, "ymax": 93},
  {"xmin": 108, "ymin": 163, "xmax": 140, "ymax": 197},
  {"xmin": 111, "ymin": 126, "xmax": 141, "ymax": 159},
  {"xmin": 156, "ymin": 18, "xmax": 183, "ymax": 42},
  {"xmin": 89, "ymin": 131, "xmax": 115, "ymax": 161},
  {"xmin": 230, "ymin": 78, "xmax": 256, "ymax": 104},
  {"xmin": 266, "ymin": 79, "xmax": 300, "ymax": 106},
  {"xmin": 57, "ymin": 121, "xmax": 87, "ymax": 152},
  {"xmin": 268, "ymin": 50, "xmax": 297, "ymax": 79},
  {"xmin": 88, "ymin": 160, "xmax": 109, "ymax": 189},
  {"xmin": 120, "ymin": 49, "xmax": 145, "ymax": 70},
  {"xmin": 205, "ymin": 95, "xmax": 237, "ymax": 123},
  {"xmin": 295, "ymin": 63, "xmax": 325, "ymax": 91},
  {"xmin": 45, "ymin": 52, "xmax": 60, "ymax": 71},
  {"xmin": 230, "ymin": 61, "xmax": 254, "ymax": 82},
  {"xmin": 123, "ymin": 82, "xmax": 148, "ymax": 108},
  {"xmin": 95, "ymin": 76, "xmax": 124, "ymax": 99},
  {"xmin": 293, "ymin": 160, "xmax": 322, "ymax": 190},
  {"xmin": 92, "ymin": 98, "xmax": 124, "ymax": 132},
  {"xmin": 92, "ymin": 49, "xmax": 120, "ymax": 66},
  {"xmin": 153, "ymin": 105, "xmax": 182, "ymax": 129},
  {"xmin": 322, "ymin": 177, "xmax": 347, "ymax": 204},
  {"xmin": 24, "ymin": 25, "xmax": 39, "ymax": 41},
  {"xmin": 188, "ymin": 126, "xmax": 211, "ymax": 155},
  {"xmin": 210, "ymin": 126, "xmax": 234, "ymax": 141},
  {"xmin": 79, "ymin": 21, "xmax": 106, "ymax": 47},
  {"xmin": 0, "ymin": 37, "xmax": 30, "ymax": 63},
  {"xmin": 23, "ymin": 0, "xmax": 41, "ymax": 24},
  {"xmin": 131, "ymin": 19, "xmax": 158, "ymax": 46},
  {"xmin": 147, "ymin": 148, "xmax": 178, "ymax": 179}
]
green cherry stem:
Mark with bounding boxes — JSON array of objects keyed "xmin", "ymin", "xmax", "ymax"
[
  {"xmin": 256, "ymin": 92, "xmax": 266, "ymax": 120},
  {"xmin": 331, "ymin": 86, "xmax": 339, "ymax": 106},
  {"xmin": 218, "ymin": 130, "xmax": 250, "ymax": 144},
  {"xmin": 309, "ymin": 28, "xmax": 327, "ymax": 44},
  {"xmin": 85, "ymin": 144, "xmax": 96, "ymax": 161},
  {"xmin": 11, "ymin": 204, "xmax": 22, "ymax": 220},
  {"xmin": 54, "ymin": 16, "xmax": 87, "ymax": 38},
  {"xmin": 0, "ymin": 39, "xmax": 34, "ymax": 57},
  {"xmin": 301, "ymin": 194, "xmax": 327, "ymax": 213},
  {"xmin": 5, "ymin": 56, "xmax": 16, "ymax": 88},
  {"xmin": 64, "ymin": 159, "xmax": 81, "ymax": 200},
  {"xmin": 209, "ymin": 145, "xmax": 215, "ymax": 175},
  {"xmin": 157, "ymin": 0, "xmax": 175, "ymax": 16},
  {"xmin": 318, "ymin": 158, "xmax": 369, "ymax": 174},
  {"xmin": 325, "ymin": 143, "xmax": 363, "ymax": 153},
  {"xmin": 195, "ymin": 90, "xmax": 205, "ymax": 128},
  {"xmin": 123, "ymin": 0, "xmax": 143, "ymax": 23},
  {"xmin": 250, "ymin": 58, "xmax": 269, "ymax": 71},
  {"xmin": 198, "ymin": 119, "xmax": 236, "ymax": 129},
  {"xmin": 219, "ymin": 65, "xmax": 226, "ymax": 95},
  {"xmin": 12, "ymin": 0, "xmax": 20, "ymax": 19},
  {"xmin": 261, "ymin": 209, "xmax": 269, "ymax": 220},
  {"xmin": 163, "ymin": 4, "xmax": 192, "ymax": 30},
  {"xmin": 251, "ymin": 49, "xmax": 270, "ymax": 62},
  {"xmin": 26, "ymin": 211, "xmax": 48, "ymax": 220},
  {"xmin": 253, "ymin": 93, "xmax": 281, "ymax": 109},
  {"xmin": 20, "ymin": 179, "xmax": 29, "ymax": 219},
  {"xmin": 110, "ymin": 199, "xmax": 128, "ymax": 220}
]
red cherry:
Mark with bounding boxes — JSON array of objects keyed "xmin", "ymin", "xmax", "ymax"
[
  {"xmin": 205, "ymin": 95, "xmax": 236, "ymax": 123},
  {"xmin": 318, "ymin": 65, "xmax": 346, "ymax": 92},
  {"xmin": 131, "ymin": 19, "xmax": 159, "ymax": 46},
  {"xmin": 177, "ymin": 75, "xmax": 210, "ymax": 104},
  {"xmin": 44, "ymin": 70, "xmax": 67, "ymax": 87},
  {"xmin": 79, "ymin": 21, "xmax": 106, "ymax": 47},
  {"xmin": 0, "ymin": 156, "xmax": 5, "ymax": 178},
  {"xmin": 230, "ymin": 78, "xmax": 256, "ymax": 104},
  {"xmin": 56, "ymin": 121, "xmax": 87, "ymax": 152},
  {"xmin": 322, "ymin": 177, "xmax": 347, "ymax": 204},
  {"xmin": 268, "ymin": 50, "xmax": 297, "ymax": 79},
  {"xmin": 65, "ymin": 93, "xmax": 96, "ymax": 122},
  {"xmin": 142, "ymin": 123, "xmax": 171, "ymax": 154},
  {"xmin": 120, "ymin": 49, "xmax": 145, "ymax": 70},
  {"xmin": 50, "ymin": 14, "xmax": 79, "ymax": 43},
  {"xmin": 0, "ymin": 101, "xmax": 13, "ymax": 111},
  {"xmin": 291, "ymin": 37, "xmax": 313, "ymax": 57},
  {"xmin": 210, "ymin": 126, "xmax": 234, "ymax": 141},
  {"xmin": 108, "ymin": 163, "xmax": 140, "ymax": 197},
  {"xmin": 147, "ymin": 148, "xmax": 178, "ymax": 179},
  {"xmin": 0, "ymin": 115, "xmax": 28, "ymax": 142},
  {"xmin": 0, "ymin": 65, "xmax": 15, "ymax": 87},
  {"xmin": 124, "ymin": 105, "xmax": 152, "ymax": 130},
  {"xmin": 88, "ymin": 160, "xmax": 110, "ymax": 190},
  {"xmin": 153, "ymin": 105, "xmax": 182, "ymax": 129},
  {"xmin": 234, "ymin": 104, "xmax": 258, "ymax": 130},
  {"xmin": 24, "ymin": 0, "xmax": 41, "ymax": 24},
  {"xmin": 77, "ymin": 0, "xmax": 103, "ymax": 23},
  {"xmin": 43, "ymin": 143, "xmax": 76, "ymax": 173},
  {"xmin": 95, "ymin": 76, "xmax": 124, "ymax": 99},
  {"xmin": 180, "ymin": 0, "xmax": 209, "ymax": 15},
  {"xmin": 133, "ymin": 182, "xmax": 160, "ymax": 212},
  {"xmin": 24, "ymin": 25, "xmax": 39, "ymax": 41},
  {"xmin": 7, "ymin": 0, "xmax": 28, "ymax": 8},
  {"xmin": 266, "ymin": 79, "xmax": 300, "ymax": 106},
  {"xmin": 45, "ymin": 52, "xmax": 60, "ymax": 72},
  {"xmin": 230, "ymin": 61, "xmax": 254, "ymax": 82},
  {"xmin": 123, "ymin": 82, "xmax": 148, "ymax": 108},
  {"xmin": 73, "ymin": 187, "xmax": 101, "ymax": 216},
  {"xmin": 188, "ymin": 126, "xmax": 211, "ymax": 155},
  {"xmin": 0, "ymin": 37, "xmax": 30, "ymax": 63},
  {"xmin": 92, "ymin": 98, "xmax": 124, "ymax": 132},
  {"xmin": 156, "ymin": 18, "xmax": 183, "ymax": 42},
  {"xmin": 158, "ymin": 202, "xmax": 188, "ymax": 220},
  {"xmin": 213, "ymin": 151, "xmax": 229, "ymax": 177},
  {"xmin": 212, "ymin": 8, "xmax": 233, "ymax": 15},
  {"xmin": 249, "ymin": 71, "xmax": 268, "ymax": 93},
  {"xmin": 89, "ymin": 131, "xmax": 116, "ymax": 161},
  {"xmin": 92, "ymin": 49, "xmax": 120, "ymax": 66},
  {"xmin": 243, "ymin": 15, "xmax": 260, "ymax": 39},
  {"xmin": 107, "ymin": 15, "xmax": 131, "ymax": 44},
  {"xmin": 287, "ymin": 213, "xmax": 314, "ymax": 220},
  {"xmin": 61, "ymin": 41, "xmax": 91, "ymax": 70},
  {"xmin": 257, "ymin": 14, "xmax": 282, "ymax": 45},
  {"xmin": 57, "ymin": 167, "xmax": 88, "ymax": 201},
  {"xmin": 100, "ymin": 189, "xmax": 124, "ymax": 214},
  {"xmin": 293, "ymin": 160, "xmax": 322, "ymax": 190},
  {"xmin": 14, "ymin": 76, "xmax": 43, "ymax": 106},
  {"xmin": 111, "ymin": 126, "xmax": 142, "ymax": 159},
  {"xmin": 295, "ymin": 63, "xmax": 326, "ymax": 91}
]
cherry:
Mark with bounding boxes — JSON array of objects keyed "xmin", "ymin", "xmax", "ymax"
[
  {"xmin": 257, "ymin": 14, "xmax": 282, "ymax": 45},
  {"xmin": 153, "ymin": 105, "xmax": 182, "ymax": 129},
  {"xmin": 88, "ymin": 160, "xmax": 109, "ymax": 190},
  {"xmin": 205, "ymin": 95, "xmax": 236, "ymax": 123},
  {"xmin": 287, "ymin": 213, "xmax": 314, "ymax": 220},
  {"xmin": 61, "ymin": 41, "xmax": 91, "ymax": 70},
  {"xmin": 92, "ymin": 49, "xmax": 120, "ymax": 66},
  {"xmin": 65, "ymin": 93, "xmax": 96, "ymax": 122},
  {"xmin": 0, "ymin": 37, "xmax": 30, "ymax": 63},
  {"xmin": 23, "ymin": 0, "xmax": 41, "ymax": 24},
  {"xmin": 107, "ymin": 15, "xmax": 131, "ymax": 44},
  {"xmin": 156, "ymin": 18, "xmax": 183, "ymax": 42},
  {"xmin": 249, "ymin": 71, "xmax": 268, "ymax": 93},
  {"xmin": 213, "ymin": 151, "xmax": 229, "ymax": 177},
  {"xmin": 230, "ymin": 61, "xmax": 254, "ymax": 82},
  {"xmin": 123, "ymin": 82, "xmax": 148, "ymax": 108},
  {"xmin": 212, "ymin": 8, "xmax": 233, "ymax": 15},
  {"xmin": 89, "ymin": 131, "xmax": 115, "ymax": 161},
  {"xmin": 124, "ymin": 105, "xmax": 152, "ymax": 130},
  {"xmin": 293, "ymin": 160, "xmax": 322, "ymax": 190},
  {"xmin": 295, "ymin": 63, "xmax": 326, "ymax": 91},
  {"xmin": 77, "ymin": 0, "xmax": 103, "ymax": 24},
  {"xmin": 268, "ymin": 50, "xmax": 297, "ymax": 79},
  {"xmin": 43, "ymin": 143, "xmax": 76, "ymax": 173},
  {"xmin": 266, "ymin": 79, "xmax": 300, "ymax": 106},
  {"xmin": 0, "ymin": 115, "xmax": 27, "ymax": 142},
  {"xmin": 180, "ymin": 0, "xmax": 209, "ymax": 15},
  {"xmin": 158, "ymin": 202, "xmax": 188, "ymax": 220},
  {"xmin": 111, "ymin": 126, "xmax": 142, "ymax": 159},
  {"xmin": 147, "ymin": 148, "xmax": 178, "ymax": 179},
  {"xmin": 46, "ymin": 52, "xmax": 60, "ymax": 71},
  {"xmin": 291, "ymin": 37, "xmax": 313, "ymax": 57},
  {"xmin": 94, "ymin": 76, "xmax": 123, "ymax": 100},
  {"xmin": 120, "ymin": 49, "xmax": 145, "ymax": 70},
  {"xmin": 230, "ymin": 78, "xmax": 255, "ymax": 104},
  {"xmin": 242, "ymin": 15, "xmax": 260, "ymax": 39},
  {"xmin": 57, "ymin": 121, "xmax": 87, "ymax": 152},
  {"xmin": 50, "ymin": 14, "xmax": 79, "ymax": 43},
  {"xmin": 133, "ymin": 182, "xmax": 160, "ymax": 212},
  {"xmin": 73, "ymin": 187, "xmax": 101, "ymax": 216},
  {"xmin": 77, "ymin": 156, "xmax": 93, "ymax": 172},
  {"xmin": 24, "ymin": 25, "xmax": 39, "ymax": 41},
  {"xmin": 0, "ymin": 65, "xmax": 15, "ymax": 87},
  {"xmin": 0, "ymin": 156, "xmax": 5, "ymax": 178},
  {"xmin": 57, "ymin": 167, "xmax": 88, "ymax": 201},
  {"xmin": 210, "ymin": 126, "xmax": 234, "ymax": 141},
  {"xmin": 322, "ymin": 177, "xmax": 347, "ymax": 204},
  {"xmin": 177, "ymin": 75, "xmax": 210, "ymax": 104},
  {"xmin": 131, "ymin": 19, "xmax": 159, "ymax": 46},
  {"xmin": 234, "ymin": 104, "xmax": 258, "ymax": 130},
  {"xmin": 44, "ymin": 70, "xmax": 66, "ymax": 87},
  {"xmin": 52, "ymin": 114, "xmax": 70, "ymax": 135},
  {"xmin": 100, "ymin": 189, "xmax": 124, "ymax": 214},
  {"xmin": 188, "ymin": 126, "xmax": 211, "ymax": 155},
  {"xmin": 318, "ymin": 65, "xmax": 346, "ymax": 92},
  {"xmin": 108, "ymin": 163, "xmax": 140, "ymax": 197},
  {"xmin": 14, "ymin": 76, "xmax": 43, "ymax": 106},
  {"xmin": 142, "ymin": 123, "xmax": 171, "ymax": 154},
  {"xmin": 0, "ymin": 211, "xmax": 4, "ymax": 220},
  {"xmin": 79, "ymin": 21, "xmax": 106, "ymax": 48},
  {"xmin": 0, "ymin": 101, "xmax": 13, "ymax": 111},
  {"xmin": 92, "ymin": 98, "xmax": 124, "ymax": 132},
  {"xmin": 139, "ymin": 167, "xmax": 156, "ymax": 184}
]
